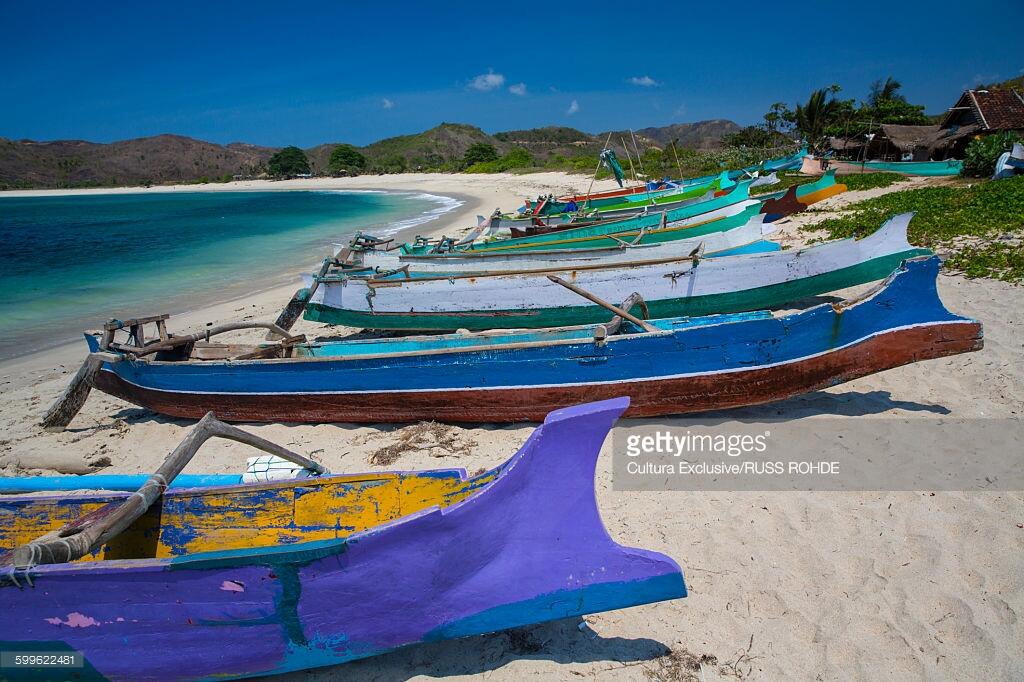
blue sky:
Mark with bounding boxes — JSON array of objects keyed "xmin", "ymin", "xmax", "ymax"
[{"xmin": 2, "ymin": 1, "xmax": 1021, "ymax": 147}]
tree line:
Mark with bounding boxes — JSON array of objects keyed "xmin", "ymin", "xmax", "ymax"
[{"xmin": 723, "ymin": 76, "xmax": 931, "ymax": 151}]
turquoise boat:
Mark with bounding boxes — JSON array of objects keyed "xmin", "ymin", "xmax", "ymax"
[
  {"xmin": 404, "ymin": 182, "xmax": 755, "ymax": 256},
  {"xmin": 801, "ymin": 155, "xmax": 962, "ymax": 177},
  {"xmin": 853, "ymin": 159, "xmax": 962, "ymax": 176}
]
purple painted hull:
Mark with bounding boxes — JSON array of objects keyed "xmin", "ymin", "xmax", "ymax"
[{"xmin": 0, "ymin": 398, "xmax": 684, "ymax": 680}]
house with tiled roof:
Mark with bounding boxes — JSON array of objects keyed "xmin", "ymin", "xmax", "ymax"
[{"xmin": 935, "ymin": 88, "xmax": 1024, "ymax": 156}]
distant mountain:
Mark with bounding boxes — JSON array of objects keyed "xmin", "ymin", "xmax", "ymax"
[
  {"xmin": 629, "ymin": 119, "xmax": 743, "ymax": 150},
  {"xmin": 0, "ymin": 119, "xmax": 742, "ymax": 189},
  {"xmin": 0, "ymin": 134, "xmax": 275, "ymax": 189}
]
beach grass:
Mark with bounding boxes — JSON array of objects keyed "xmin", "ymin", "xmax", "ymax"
[
  {"xmin": 839, "ymin": 172, "xmax": 903, "ymax": 191},
  {"xmin": 807, "ymin": 175, "xmax": 1024, "ymax": 282}
]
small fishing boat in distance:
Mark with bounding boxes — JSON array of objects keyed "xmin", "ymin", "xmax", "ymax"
[
  {"xmin": 44, "ymin": 255, "xmax": 981, "ymax": 425},
  {"xmin": 1, "ymin": 398, "xmax": 685, "ymax": 680}
]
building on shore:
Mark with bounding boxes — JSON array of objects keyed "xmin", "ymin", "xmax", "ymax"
[{"xmin": 827, "ymin": 88, "xmax": 1024, "ymax": 161}]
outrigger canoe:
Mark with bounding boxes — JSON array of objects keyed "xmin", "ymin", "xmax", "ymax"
[
  {"xmin": 49, "ymin": 255, "xmax": 979, "ymax": 424},
  {"xmin": 345, "ymin": 213, "xmax": 777, "ymax": 274},
  {"xmin": 305, "ymin": 213, "xmax": 929, "ymax": 331},
  {"xmin": 1, "ymin": 398, "xmax": 686, "ymax": 680},
  {"xmin": 508, "ymin": 175, "xmax": 725, "ymax": 225},
  {"xmin": 993, "ymin": 142, "xmax": 1024, "ymax": 179},
  {"xmin": 554, "ymin": 146, "xmax": 805, "ymax": 203}
]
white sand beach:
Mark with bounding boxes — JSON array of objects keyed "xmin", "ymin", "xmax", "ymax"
[{"xmin": 0, "ymin": 173, "xmax": 1021, "ymax": 680}]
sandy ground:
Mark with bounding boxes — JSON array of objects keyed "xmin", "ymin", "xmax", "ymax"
[{"xmin": 1, "ymin": 173, "xmax": 1021, "ymax": 681}]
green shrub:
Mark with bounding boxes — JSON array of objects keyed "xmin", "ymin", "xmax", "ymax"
[
  {"xmin": 962, "ymin": 132, "xmax": 1021, "ymax": 178},
  {"xmin": 268, "ymin": 146, "xmax": 310, "ymax": 177},
  {"xmin": 462, "ymin": 142, "xmax": 499, "ymax": 166},
  {"xmin": 328, "ymin": 144, "xmax": 367, "ymax": 176},
  {"xmin": 807, "ymin": 175, "xmax": 1024, "ymax": 281},
  {"xmin": 465, "ymin": 147, "xmax": 535, "ymax": 173},
  {"xmin": 946, "ymin": 242, "xmax": 1024, "ymax": 282}
]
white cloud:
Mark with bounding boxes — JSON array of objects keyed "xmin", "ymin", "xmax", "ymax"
[
  {"xmin": 629, "ymin": 75, "xmax": 660, "ymax": 87},
  {"xmin": 508, "ymin": 82, "xmax": 527, "ymax": 96},
  {"xmin": 566, "ymin": 99, "xmax": 579, "ymax": 115},
  {"xmin": 381, "ymin": 98, "xmax": 394, "ymax": 109},
  {"xmin": 469, "ymin": 69, "xmax": 505, "ymax": 91}
]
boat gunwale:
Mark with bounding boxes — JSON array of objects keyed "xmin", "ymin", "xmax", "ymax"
[{"xmin": 2, "ymin": 466, "xmax": 476, "ymax": 503}]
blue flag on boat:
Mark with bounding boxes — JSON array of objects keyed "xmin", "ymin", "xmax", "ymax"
[{"xmin": 599, "ymin": 149, "xmax": 625, "ymax": 187}]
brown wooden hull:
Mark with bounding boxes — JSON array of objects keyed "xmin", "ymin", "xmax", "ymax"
[{"xmin": 91, "ymin": 322, "xmax": 982, "ymax": 424}]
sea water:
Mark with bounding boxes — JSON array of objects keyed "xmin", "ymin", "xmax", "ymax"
[{"xmin": 0, "ymin": 190, "xmax": 460, "ymax": 360}]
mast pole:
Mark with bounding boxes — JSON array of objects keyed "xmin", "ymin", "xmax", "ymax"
[{"xmin": 584, "ymin": 132, "xmax": 614, "ymax": 209}]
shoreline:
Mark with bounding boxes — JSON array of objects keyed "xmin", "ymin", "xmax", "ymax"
[
  {"xmin": 0, "ymin": 172, "xmax": 614, "ymax": 374},
  {"xmin": 0, "ymin": 170, "xmax": 594, "ymax": 199},
  {"xmin": 0, "ymin": 188, "xmax": 475, "ymax": 367}
]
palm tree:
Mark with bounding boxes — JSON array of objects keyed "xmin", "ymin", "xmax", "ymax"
[
  {"xmin": 794, "ymin": 87, "xmax": 841, "ymax": 148},
  {"xmin": 868, "ymin": 77, "xmax": 906, "ymax": 108}
]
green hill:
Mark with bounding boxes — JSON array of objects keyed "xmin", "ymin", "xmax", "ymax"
[{"xmin": 360, "ymin": 123, "xmax": 504, "ymax": 172}]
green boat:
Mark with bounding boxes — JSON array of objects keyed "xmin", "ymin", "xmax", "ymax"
[
  {"xmin": 510, "ymin": 175, "xmax": 723, "ymax": 223},
  {"xmin": 409, "ymin": 181, "xmax": 755, "ymax": 256}
]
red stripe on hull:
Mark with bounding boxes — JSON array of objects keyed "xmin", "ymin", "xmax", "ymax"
[
  {"xmin": 92, "ymin": 323, "xmax": 982, "ymax": 423},
  {"xmin": 559, "ymin": 185, "xmax": 658, "ymax": 203}
]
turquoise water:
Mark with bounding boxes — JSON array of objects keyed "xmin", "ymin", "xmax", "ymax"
[{"xmin": 0, "ymin": 190, "xmax": 458, "ymax": 360}]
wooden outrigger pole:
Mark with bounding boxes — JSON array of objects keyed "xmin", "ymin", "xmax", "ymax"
[
  {"xmin": 670, "ymin": 139, "xmax": 683, "ymax": 179},
  {"xmin": 630, "ymin": 129, "xmax": 654, "ymax": 203},
  {"xmin": 620, "ymin": 136, "xmax": 639, "ymax": 185},
  {"xmin": 3, "ymin": 413, "xmax": 325, "ymax": 569},
  {"xmin": 545, "ymin": 275, "xmax": 658, "ymax": 332}
]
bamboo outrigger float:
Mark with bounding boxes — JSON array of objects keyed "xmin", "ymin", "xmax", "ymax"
[
  {"xmin": 336, "ymin": 213, "xmax": 778, "ymax": 277},
  {"xmin": 3, "ymin": 398, "xmax": 686, "ymax": 680}
]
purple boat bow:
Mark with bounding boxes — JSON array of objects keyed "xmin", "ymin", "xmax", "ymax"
[{"xmin": 0, "ymin": 397, "xmax": 685, "ymax": 680}]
